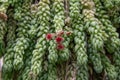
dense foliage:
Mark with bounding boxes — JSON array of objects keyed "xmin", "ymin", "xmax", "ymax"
[{"xmin": 0, "ymin": 0, "xmax": 120, "ymax": 80}]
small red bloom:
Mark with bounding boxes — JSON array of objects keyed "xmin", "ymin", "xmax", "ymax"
[
  {"xmin": 57, "ymin": 44, "xmax": 65, "ymax": 50},
  {"xmin": 55, "ymin": 36, "xmax": 64, "ymax": 43},
  {"xmin": 46, "ymin": 33, "xmax": 53, "ymax": 40}
]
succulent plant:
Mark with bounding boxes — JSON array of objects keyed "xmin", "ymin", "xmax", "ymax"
[{"xmin": 0, "ymin": 0, "xmax": 120, "ymax": 80}]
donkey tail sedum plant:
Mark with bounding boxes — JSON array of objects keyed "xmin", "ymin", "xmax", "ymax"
[{"xmin": 0, "ymin": 0, "xmax": 120, "ymax": 80}]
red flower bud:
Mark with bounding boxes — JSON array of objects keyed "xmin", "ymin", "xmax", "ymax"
[
  {"xmin": 57, "ymin": 44, "xmax": 65, "ymax": 50},
  {"xmin": 66, "ymin": 32, "xmax": 71, "ymax": 35},
  {"xmin": 55, "ymin": 36, "xmax": 64, "ymax": 43},
  {"xmin": 57, "ymin": 30, "xmax": 64, "ymax": 36},
  {"xmin": 46, "ymin": 33, "xmax": 53, "ymax": 40}
]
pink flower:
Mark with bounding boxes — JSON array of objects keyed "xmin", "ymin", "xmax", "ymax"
[{"xmin": 57, "ymin": 44, "xmax": 65, "ymax": 50}]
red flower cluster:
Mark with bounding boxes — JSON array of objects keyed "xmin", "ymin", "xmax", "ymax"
[
  {"xmin": 55, "ymin": 31, "xmax": 65, "ymax": 50},
  {"xmin": 46, "ymin": 30, "xmax": 72, "ymax": 50}
]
